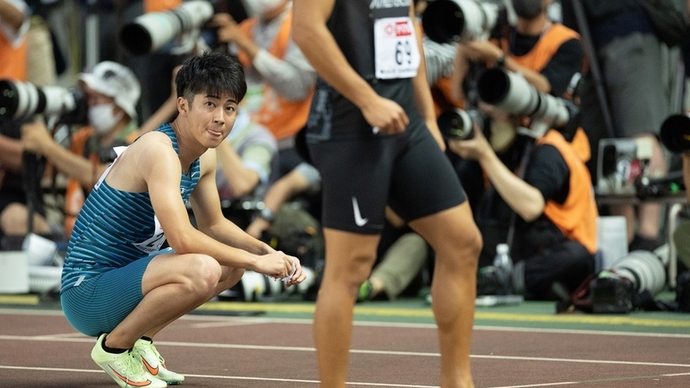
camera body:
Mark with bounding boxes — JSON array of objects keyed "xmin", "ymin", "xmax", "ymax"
[
  {"xmin": 0, "ymin": 79, "xmax": 88, "ymax": 125},
  {"xmin": 437, "ymin": 108, "xmax": 487, "ymax": 140},
  {"xmin": 659, "ymin": 114, "xmax": 690, "ymax": 153},
  {"xmin": 475, "ymin": 67, "xmax": 579, "ymax": 137},
  {"xmin": 119, "ymin": 0, "xmax": 215, "ymax": 55},
  {"xmin": 422, "ymin": 0, "xmax": 508, "ymax": 44}
]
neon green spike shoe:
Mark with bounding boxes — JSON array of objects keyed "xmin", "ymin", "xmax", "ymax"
[
  {"xmin": 91, "ymin": 333, "xmax": 167, "ymax": 388},
  {"xmin": 132, "ymin": 338, "xmax": 185, "ymax": 385}
]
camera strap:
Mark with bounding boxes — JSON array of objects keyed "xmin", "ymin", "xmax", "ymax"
[{"xmin": 505, "ymin": 140, "xmax": 535, "ymax": 249}]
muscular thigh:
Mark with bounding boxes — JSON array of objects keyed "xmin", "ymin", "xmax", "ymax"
[
  {"xmin": 61, "ymin": 253, "xmax": 156, "ymax": 336},
  {"xmin": 308, "ymin": 136, "xmax": 398, "ymax": 234},
  {"xmin": 388, "ymin": 126, "xmax": 466, "ymax": 221}
]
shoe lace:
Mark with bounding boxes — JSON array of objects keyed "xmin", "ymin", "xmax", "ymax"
[
  {"xmin": 149, "ymin": 342, "xmax": 166, "ymax": 365},
  {"xmin": 114, "ymin": 350, "xmax": 146, "ymax": 379}
]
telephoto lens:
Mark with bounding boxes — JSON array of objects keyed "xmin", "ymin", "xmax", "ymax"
[
  {"xmin": 476, "ymin": 67, "xmax": 576, "ymax": 134},
  {"xmin": 119, "ymin": 0, "xmax": 215, "ymax": 55},
  {"xmin": 659, "ymin": 114, "xmax": 690, "ymax": 153},
  {"xmin": 437, "ymin": 108, "xmax": 485, "ymax": 140},
  {"xmin": 421, "ymin": 0, "xmax": 506, "ymax": 43},
  {"xmin": 0, "ymin": 79, "xmax": 87, "ymax": 123},
  {"xmin": 610, "ymin": 250, "xmax": 667, "ymax": 296}
]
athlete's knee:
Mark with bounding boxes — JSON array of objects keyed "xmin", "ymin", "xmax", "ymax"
[
  {"xmin": 462, "ymin": 225, "xmax": 483, "ymax": 259},
  {"xmin": 219, "ymin": 266, "xmax": 245, "ymax": 288},
  {"xmin": 437, "ymin": 225, "xmax": 482, "ymax": 271},
  {"xmin": 325, "ymin": 250, "xmax": 376, "ymax": 287},
  {"xmin": 183, "ymin": 254, "xmax": 223, "ymax": 293},
  {"xmin": 350, "ymin": 249, "xmax": 379, "ymax": 281}
]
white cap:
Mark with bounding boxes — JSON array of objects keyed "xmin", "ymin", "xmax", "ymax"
[{"xmin": 79, "ymin": 61, "xmax": 141, "ymax": 120}]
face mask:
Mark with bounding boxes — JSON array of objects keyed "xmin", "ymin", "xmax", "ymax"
[
  {"xmin": 254, "ymin": 0, "xmax": 284, "ymax": 15},
  {"xmin": 88, "ymin": 103, "xmax": 124, "ymax": 134},
  {"xmin": 512, "ymin": 0, "xmax": 543, "ymax": 20}
]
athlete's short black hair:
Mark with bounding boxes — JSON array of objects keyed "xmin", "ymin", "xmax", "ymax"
[{"xmin": 175, "ymin": 51, "xmax": 247, "ymax": 103}]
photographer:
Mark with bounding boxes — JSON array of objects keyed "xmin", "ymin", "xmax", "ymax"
[
  {"xmin": 215, "ymin": 107, "xmax": 279, "ymax": 229},
  {"xmin": 18, "ymin": 61, "xmax": 141, "ymax": 238},
  {"xmin": 210, "ymin": 0, "xmax": 316, "ymax": 177},
  {"xmin": 451, "ymin": 0, "xmax": 583, "ymax": 104},
  {"xmin": 447, "ymin": 105, "xmax": 597, "ymax": 300},
  {"xmin": 0, "ymin": 0, "xmax": 60, "ymax": 240}
]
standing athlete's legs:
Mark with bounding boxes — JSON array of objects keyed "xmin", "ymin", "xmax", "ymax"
[
  {"xmin": 409, "ymin": 203, "xmax": 481, "ymax": 388},
  {"xmin": 314, "ymin": 229, "xmax": 380, "ymax": 387}
]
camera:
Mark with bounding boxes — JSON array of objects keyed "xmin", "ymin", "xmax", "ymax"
[
  {"xmin": 437, "ymin": 108, "xmax": 487, "ymax": 140},
  {"xmin": 610, "ymin": 250, "xmax": 667, "ymax": 296},
  {"xmin": 119, "ymin": 0, "xmax": 215, "ymax": 55},
  {"xmin": 659, "ymin": 114, "xmax": 690, "ymax": 153},
  {"xmin": 475, "ymin": 67, "xmax": 579, "ymax": 137},
  {"xmin": 422, "ymin": 0, "xmax": 508, "ymax": 44},
  {"xmin": 0, "ymin": 79, "xmax": 88, "ymax": 124}
]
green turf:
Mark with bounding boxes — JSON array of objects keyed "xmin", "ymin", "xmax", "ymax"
[{"xmin": 3, "ymin": 290, "xmax": 689, "ymax": 335}]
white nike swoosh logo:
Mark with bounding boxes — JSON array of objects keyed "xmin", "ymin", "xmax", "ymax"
[{"xmin": 352, "ymin": 196, "xmax": 368, "ymax": 227}]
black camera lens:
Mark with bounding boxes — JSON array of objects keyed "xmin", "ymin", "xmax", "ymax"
[
  {"xmin": 437, "ymin": 108, "xmax": 482, "ymax": 140},
  {"xmin": 0, "ymin": 80, "xmax": 47, "ymax": 119},
  {"xmin": 0, "ymin": 79, "xmax": 21, "ymax": 118},
  {"xmin": 660, "ymin": 114, "xmax": 690, "ymax": 153}
]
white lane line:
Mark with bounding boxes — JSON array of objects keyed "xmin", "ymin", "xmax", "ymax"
[
  {"xmin": 1, "ymin": 365, "xmax": 689, "ymax": 388},
  {"xmin": 0, "ymin": 366, "xmax": 437, "ymax": 388},
  {"xmin": 2, "ymin": 335, "xmax": 690, "ymax": 369}
]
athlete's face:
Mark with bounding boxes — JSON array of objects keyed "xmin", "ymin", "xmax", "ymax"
[{"xmin": 183, "ymin": 92, "xmax": 239, "ymax": 148}]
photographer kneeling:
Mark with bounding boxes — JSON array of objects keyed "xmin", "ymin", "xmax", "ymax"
[
  {"xmin": 447, "ymin": 104, "xmax": 597, "ymax": 300},
  {"xmin": 19, "ymin": 61, "xmax": 141, "ymax": 238}
]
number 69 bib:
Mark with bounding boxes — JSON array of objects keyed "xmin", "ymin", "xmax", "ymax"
[{"xmin": 374, "ymin": 17, "xmax": 421, "ymax": 79}]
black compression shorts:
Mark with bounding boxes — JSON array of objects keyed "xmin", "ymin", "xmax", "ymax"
[{"xmin": 308, "ymin": 124, "xmax": 467, "ymax": 234}]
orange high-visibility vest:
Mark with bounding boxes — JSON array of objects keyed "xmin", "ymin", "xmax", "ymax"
[
  {"xmin": 0, "ymin": 31, "xmax": 27, "ymax": 81},
  {"xmin": 500, "ymin": 23, "xmax": 581, "ymax": 73},
  {"xmin": 144, "ymin": 0, "xmax": 181, "ymax": 13},
  {"xmin": 237, "ymin": 11, "xmax": 314, "ymax": 141},
  {"xmin": 64, "ymin": 127, "xmax": 97, "ymax": 238},
  {"xmin": 537, "ymin": 130, "xmax": 598, "ymax": 254}
]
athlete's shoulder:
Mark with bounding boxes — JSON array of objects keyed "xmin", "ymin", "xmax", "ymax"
[{"xmin": 131, "ymin": 130, "xmax": 173, "ymax": 151}]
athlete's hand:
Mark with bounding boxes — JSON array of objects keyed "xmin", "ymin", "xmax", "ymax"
[
  {"xmin": 254, "ymin": 251, "xmax": 306, "ymax": 286},
  {"xmin": 282, "ymin": 255, "xmax": 307, "ymax": 288},
  {"xmin": 361, "ymin": 95, "xmax": 409, "ymax": 134}
]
